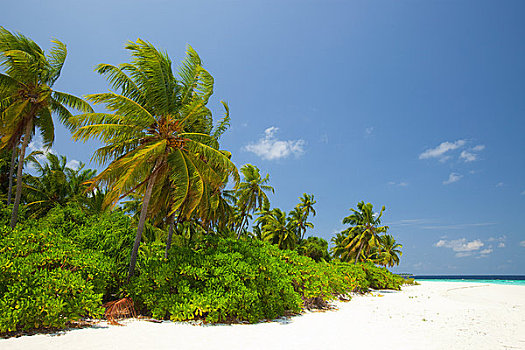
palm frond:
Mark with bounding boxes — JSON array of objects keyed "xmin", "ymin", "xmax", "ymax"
[
  {"xmin": 211, "ymin": 101, "xmax": 230, "ymax": 139},
  {"xmin": 34, "ymin": 107, "xmax": 55, "ymax": 148},
  {"xmin": 47, "ymin": 39, "xmax": 67, "ymax": 84},
  {"xmin": 53, "ymin": 91, "xmax": 93, "ymax": 113}
]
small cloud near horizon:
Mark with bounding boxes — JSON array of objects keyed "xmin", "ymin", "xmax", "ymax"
[
  {"xmin": 435, "ymin": 238, "xmax": 486, "ymax": 258},
  {"xmin": 243, "ymin": 127, "xmax": 305, "ymax": 161}
]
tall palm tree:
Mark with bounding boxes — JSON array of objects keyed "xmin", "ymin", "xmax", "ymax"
[
  {"xmin": 235, "ymin": 164, "xmax": 274, "ymax": 238},
  {"xmin": 287, "ymin": 206, "xmax": 313, "ymax": 243},
  {"xmin": 298, "ymin": 193, "xmax": 316, "ymax": 218},
  {"xmin": 24, "ymin": 153, "xmax": 96, "ymax": 217},
  {"xmin": 372, "ymin": 234, "xmax": 402, "ymax": 267},
  {"xmin": 340, "ymin": 201, "xmax": 389, "ymax": 264},
  {"xmin": 262, "ymin": 208, "xmax": 296, "ymax": 250},
  {"xmin": 0, "ymin": 27, "xmax": 93, "ymax": 228},
  {"xmin": 71, "ymin": 40, "xmax": 238, "ymax": 280},
  {"xmin": 331, "ymin": 231, "xmax": 358, "ymax": 262}
]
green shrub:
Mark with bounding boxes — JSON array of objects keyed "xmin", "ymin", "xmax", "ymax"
[
  {"xmin": 359, "ymin": 262, "xmax": 405, "ymax": 290},
  {"xmin": 276, "ymin": 250, "xmax": 369, "ymax": 303},
  {"xmin": 0, "ymin": 227, "xmax": 109, "ymax": 332},
  {"xmin": 39, "ymin": 205, "xmax": 135, "ymax": 289},
  {"xmin": 0, "ymin": 204, "xmax": 405, "ymax": 332},
  {"xmin": 128, "ymin": 238, "xmax": 302, "ymax": 323}
]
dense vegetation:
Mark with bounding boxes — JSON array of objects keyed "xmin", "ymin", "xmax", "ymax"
[
  {"xmin": 0, "ymin": 27, "xmax": 409, "ymax": 334},
  {"xmin": 0, "ymin": 205, "xmax": 407, "ymax": 332}
]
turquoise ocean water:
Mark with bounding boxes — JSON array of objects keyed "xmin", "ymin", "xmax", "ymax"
[{"xmin": 413, "ymin": 275, "xmax": 525, "ymax": 286}]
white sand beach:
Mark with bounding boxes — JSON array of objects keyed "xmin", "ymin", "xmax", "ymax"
[{"xmin": 2, "ymin": 281, "xmax": 524, "ymax": 350}]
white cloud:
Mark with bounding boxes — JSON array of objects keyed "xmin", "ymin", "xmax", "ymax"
[
  {"xmin": 520, "ymin": 241, "xmax": 525, "ymax": 247},
  {"xmin": 443, "ymin": 172, "xmax": 462, "ymax": 185},
  {"xmin": 496, "ymin": 182, "xmax": 504, "ymax": 187},
  {"xmin": 497, "ymin": 242, "xmax": 505, "ymax": 248},
  {"xmin": 388, "ymin": 181, "xmax": 408, "ymax": 187},
  {"xmin": 480, "ymin": 248, "xmax": 493, "ymax": 255},
  {"xmin": 66, "ymin": 159, "xmax": 81, "ymax": 170},
  {"xmin": 26, "ymin": 134, "xmax": 81, "ymax": 171},
  {"xmin": 472, "ymin": 145, "xmax": 485, "ymax": 151},
  {"xmin": 459, "ymin": 144, "xmax": 485, "ymax": 163},
  {"xmin": 459, "ymin": 150, "xmax": 477, "ymax": 162},
  {"xmin": 419, "ymin": 140, "xmax": 466, "ymax": 161},
  {"xmin": 243, "ymin": 127, "xmax": 305, "ymax": 160},
  {"xmin": 27, "ymin": 135, "xmax": 56, "ymax": 162},
  {"xmin": 365, "ymin": 127, "xmax": 374, "ymax": 136},
  {"xmin": 455, "ymin": 252, "xmax": 473, "ymax": 258},
  {"xmin": 435, "ymin": 238, "xmax": 484, "ymax": 252}
]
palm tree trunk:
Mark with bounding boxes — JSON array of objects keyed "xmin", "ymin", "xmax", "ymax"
[
  {"xmin": 7, "ymin": 145, "xmax": 17, "ymax": 205},
  {"xmin": 10, "ymin": 119, "xmax": 33, "ymax": 228},
  {"xmin": 236, "ymin": 211, "xmax": 246, "ymax": 239},
  {"xmin": 354, "ymin": 240, "xmax": 365, "ymax": 265},
  {"xmin": 127, "ymin": 169, "xmax": 159, "ymax": 281},
  {"xmin": 164, "ymin": 213, "xmax": 176, "ymax": 259}
]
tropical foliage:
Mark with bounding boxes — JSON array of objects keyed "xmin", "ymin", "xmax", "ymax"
[
  {"xmin": 331, "ymin": 201, "xmax": 402, "ymax": 266},
  {"xmin": 0, "ymin": 28, "xmax": 407, "ymax": 336},
  {"xmin": 69, "ymin": 40, "xmax": 238, "ymax": 279},
  {"xmin": 0, "ymin": 27, "xmax": 93, "ymax": 228}
]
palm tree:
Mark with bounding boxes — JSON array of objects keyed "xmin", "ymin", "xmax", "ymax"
[
  {"xmin": 298, "ymin": 193, "xmax": 316, "ymax": 218},
  {"xmin": 71, "ymin": 40, "xmax": 238, "ymax": 280},
  {"xmin": 0, "ymin": 27, "xmax": 93, "ymax": 228},
  {"xmin": 331, "ymin": 231, "xmax": 359, "ymax": 262},
  {"xmin": 262, "ymin": 208, "xmax": 296, "ymax": 250},
  {"xmin": 235, "ymin": 164, "xmax": 274, "ymax": 238},
  {"xmin": 287, "ymin": 206, "xmax": 313, "ymax": 243},
  {"xmin": 340, "ymin": 201, "xmax": 389, "ymax": 264},
  {"xmin": 24, "ymin": 153, "xmax": 96, "ymax": 217},
  {"xmin": 372, "ymin": 234, "xmax": 402, "ymax": 267}
]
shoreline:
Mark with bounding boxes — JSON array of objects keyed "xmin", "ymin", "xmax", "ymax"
[{"xmin": 1, "ymin": 281, "xmax": 524, "ymax": 350}]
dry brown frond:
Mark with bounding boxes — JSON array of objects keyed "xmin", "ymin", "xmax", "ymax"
[{"xmin": 102, "ymin": 297, "xmax": 136, "ymax": 326}]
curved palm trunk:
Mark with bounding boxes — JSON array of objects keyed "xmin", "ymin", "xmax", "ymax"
[
  {"xmin": 127, "ymin": 169, "xmax": 159, "ymax": 281},
  {"xmin": 7, "ymin": 145, "xmax": 17, "ymax": 205},
  {"xmin": 354, "ymin": 240, "xmax": 365, "ymax": 265},
  {"xmin": 236, "ymin": 210, "xmax": 246, "ymax": 239},
  {"xmin": 164, "ymin": 213, "xmax": 176, "ymax": 259},
  {"xmin": 10, "ymin": 119, "xmax": 33, "ymax": 228}
]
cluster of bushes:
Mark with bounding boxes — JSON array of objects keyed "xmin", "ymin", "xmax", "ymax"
[
  {"xmin": 0, "ymin": 204, "xmax": 407, "ymax": 333},
  {"xmin": 0, "ymin": 204, "xmax": 134, "ymax": 333}
]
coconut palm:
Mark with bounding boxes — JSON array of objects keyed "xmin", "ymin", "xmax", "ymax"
[
  {"xmin": 262, "ymin": 208, "xmax": 297, "ymax": 250},
  {"xmin": 24, "ymin": 153, "xmax": 95, "ymax": 217},
  {"xmin": 0, "ymin": 27, "xmax": 93, "ymax": 227},
  {"xmin": 71, "ymin": 40, "xmax": 238, "ymax": 279},
  {"xmin": 340, "ymin": 201, "xmax": 389, "ymax": 264},
  {"xmin": 372, "ymin": 234, "xmax": 402, "ymax": 267},
  {"xmin": 235, "ymin": 164, "xmax": 274, "ymax": 238},
  {"xmin": 298, "ymin": 193, "xmax": 316, "ymax": 218},
  {"xmin": 287, "ymin": 206, "xmax": 314, "ymax": 243},
  {"xmin": 331, "ymin": 231, "xmax": 359, "ymax": 262}
]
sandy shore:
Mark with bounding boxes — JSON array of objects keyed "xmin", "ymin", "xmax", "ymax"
[{"xmin": 2, "ymin": 281, "xmax": 524, "ymax": 350}]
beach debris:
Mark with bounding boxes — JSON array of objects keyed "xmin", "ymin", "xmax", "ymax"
[
  {"xmin": 103, "ymin": 297, "xmax": 136, "ymax": 326},
  {"xmin": 303, "ymin": 296, "xmax": 329, "ymax": 310}
]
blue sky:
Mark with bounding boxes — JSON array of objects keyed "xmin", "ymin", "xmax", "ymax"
[{"xmin": 3, "ymin": 0, "xmax": 524, "ymax": 274}]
